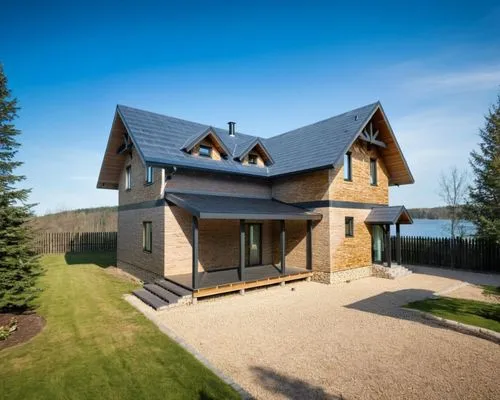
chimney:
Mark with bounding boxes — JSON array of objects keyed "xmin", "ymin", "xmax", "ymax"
[{"xmin": 228, "ymin": 121, "xmax": 236, "ymax": 137}]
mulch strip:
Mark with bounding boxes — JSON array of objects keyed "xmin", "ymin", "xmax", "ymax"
[{"xmin": 0, "ymin": 312, "xmax": 45, "ymax": 351}]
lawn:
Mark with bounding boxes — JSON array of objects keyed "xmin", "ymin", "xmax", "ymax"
[
  {"xmin": 481, "ymin": 285, "xmax": 500, "ymax": 297},
  {"xmin": 0, "ymin": 252, "xmax": 239, "ymax": 400},
  {"xmin": 406, "ymin": 296, "xmax": 500, "ymax": 333}
]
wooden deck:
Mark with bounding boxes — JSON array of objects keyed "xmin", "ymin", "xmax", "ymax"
[{"xmin": 166, "ymin": 265, "xmax": 312, "ymax": 298}]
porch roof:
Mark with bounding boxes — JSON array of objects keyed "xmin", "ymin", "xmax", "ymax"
[
  {"xmin": 165, "ymin": 192, "xmax": 322, "ymax": 220},
  {"xmin": 365, "ymin": 205, "xmax": 413, "ymax": 225}
]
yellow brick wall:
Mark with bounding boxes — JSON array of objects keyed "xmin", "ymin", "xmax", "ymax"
[
  {"xmin": 329, "ymin": 139, "xmax": 389, "ymax": 205},
  {"xmin": 272, "ymin": 170, "xmax": 331, "ymax": 272},
  {"xmin": 118, "ymin": 147, "xmax": 164, "ymax": 206}
]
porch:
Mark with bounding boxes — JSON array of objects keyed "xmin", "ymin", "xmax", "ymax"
[
  {"xmin": 166, "ymin": 264, "xmax": 313, "ymax": 298},
  {"xmin": 165, "ymin": 191, "xmax": 322, "ymax": 297}
]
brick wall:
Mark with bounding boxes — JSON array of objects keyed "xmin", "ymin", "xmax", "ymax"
[
  {"xmin": 166, "ymin": 170, "xmax": 272, "ymax": 198},
  {"xmin": 328, "ymin": 139, "xmax": 389, "ymax": 204}
]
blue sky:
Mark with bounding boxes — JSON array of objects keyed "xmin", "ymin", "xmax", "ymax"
[{"xmin": 1, "ymin": 1, "xmax": 499, "ymax": 215}]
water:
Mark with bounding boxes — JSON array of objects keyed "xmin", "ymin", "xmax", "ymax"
[{"xmin": 390, "ymin": 219, "xmax": 476, "ymax": 238}]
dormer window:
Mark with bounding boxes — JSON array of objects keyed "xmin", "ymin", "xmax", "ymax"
[
  {"xmin": 248, "ymin": 154, "xmax": 258, "ymax": 165},
  {"xmin": 199, "ymin": 145, "xmax": 212, "ymax": 158}
]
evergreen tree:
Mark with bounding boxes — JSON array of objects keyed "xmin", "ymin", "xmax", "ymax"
[
  {"xmin": 464, "ymin": 94, "xmax": 500, "ymax": 243},
  {"xmin": 0, "ymin": 64, "xmax": 40, "ymax": 311}
]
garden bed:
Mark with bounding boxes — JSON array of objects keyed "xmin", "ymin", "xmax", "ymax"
[{"xmin": 0, "ymin": 312, "xmax": 44, "ymax": 350}]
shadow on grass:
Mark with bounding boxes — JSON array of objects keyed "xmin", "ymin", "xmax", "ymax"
[
  {"xmin": 251, "ymin": 366, "xmax": 342, "ymax": 399},
  {"xmin": 64, "ymin": 252, "xmax": 116, "ymax": 269}
]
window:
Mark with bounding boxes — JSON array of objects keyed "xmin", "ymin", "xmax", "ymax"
[
  {"xmin": 145, "ymin": 166, "xmax": 154, "ymax": 184},
  {"xmin": 143, "ymin": 222, "xmax": 152, "ymax": 252},
  {"xmin": 199, "ymin": 145, "xmax": 212, "ymax": 157},
  {"xmin": 125, "ymin": 166, "xmax": 131, "ymax": 190},
  {"xmin": 345, "ymin": 217, "xmax": 354, "ymax": 237},
  {"xmin": 248, "ymin": 154, "xmax": 258, "ymax": 165},
  {"xmin": 370, "ymin": 158, "xmax": 377, "ymax": 185},
  {"xmin": 343, "ymin": 152, "xmax": 352, "ymax": 181}
]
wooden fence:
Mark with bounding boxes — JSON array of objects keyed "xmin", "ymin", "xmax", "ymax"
[
  {"xmin": 391, "ymin": 236, "xmax": 500, "ymax": 272},
  {"xmin": 34, "ymin": 232, "xmax": 117, "ymax": 254}
]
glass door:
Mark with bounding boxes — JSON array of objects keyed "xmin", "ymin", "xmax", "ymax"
[
  {"xmin": 372, "ymin": 225, "xmax": 385, "ymax": 264},
  {"xmin": 246, "ymin": 224, "xmax": 262, "ymax": 266}
]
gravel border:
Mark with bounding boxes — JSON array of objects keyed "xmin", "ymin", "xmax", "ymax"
[
  {"xmin": 124, "ymin": 294, "xmax": 253, "ymax": 399},
  {"xmin": 403, "ymin": 307, "xmax": 500, "ymax": 344}
]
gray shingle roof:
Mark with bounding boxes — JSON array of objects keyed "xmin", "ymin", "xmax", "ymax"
[
  {"xmin": 165, "ymin": 192, "xmax": 322, "ymax": 220},
  {"xmin": 116, "ymin": 102, "xmax": 380, "ymax": 178},
  {"xmin": 365, "ymin": 206, "xmax": 413, "ymax": 225}
]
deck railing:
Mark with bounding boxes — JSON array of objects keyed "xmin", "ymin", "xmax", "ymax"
[
  {"xmin": 391, "ymin": 236, "xmax": 500, "ymax": 272},
  {"xmin": 34, "ymin": 232, "xmax": 117, "ymax": 254}
]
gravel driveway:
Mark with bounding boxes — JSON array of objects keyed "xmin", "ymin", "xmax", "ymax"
[{"xmin": 159, "ymin": 269, "xmax": 500, "ymax": 399}]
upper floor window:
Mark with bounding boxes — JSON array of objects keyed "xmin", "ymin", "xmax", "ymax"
[
  {"xmin": 248, "ymin": 154, "xmax": 258, "ymax": 165},
  {"xmin": 370, "ymin": 158, "xmax": 377, "ymax": 185},
  {"xmin": 345, "ymin": 217, "xmax": 354, "ymax": 237},
  {"xmin": 343, "ymin": 152, "xmax": 352, "ymax": 181},
  {"xmin": 199, "ymin": 145, "xmax": 212, "ymax": 158},
  {"xmin": 125, "ymin": 166, "xmax": 131, "ymax": 190},
  {"xmin": 145, "ymin": 166, "xmax": 154, "ymax": 184}
]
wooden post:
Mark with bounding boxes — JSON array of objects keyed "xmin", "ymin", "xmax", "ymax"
[
  {"xmin": 306, "ymin": 220, "xmax": 312, "ymax": 270},
  {"xmin": 386, "ymin": 224, "xmax": 392, "ymax": 268},
  {"xmin": 192, "ymin": 216, "xmax": 199, "ymax": 290},
  {"xmin": 280, "ymin": 220, "xmax": 286, "ymax": 274},
  {"xmin": 396, "ymin": 223, "xmax": 401, "ymax": 265},
  {"xmin": 239, "ymin": 220, "xmax": 245, "ymax": 281}
]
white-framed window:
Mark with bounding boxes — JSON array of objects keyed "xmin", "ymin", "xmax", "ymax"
[
  {"xmin": 143, "ymin": 222, "xmax": 152, "ymax": 252},
  {"xmin": 343, "ymin": 152, "xmax": 352, "ymax": 181},
  {"xmin": 145, "ymin": 166, "xmax": 154, "ymax": 184},
  {"xmin": 125, "ymin": 166, "xmax": 131, "ymax": 190},
  {"xmin": 370, "ymin": 158, "xmax": 377, "ymax": 185}
]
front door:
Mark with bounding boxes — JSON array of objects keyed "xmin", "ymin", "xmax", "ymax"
[
  {"xmin": 246, "ymin": 224, "xmax": 262, "ymax": 266},
  {"xmin": 372, "ymin": 225, "xmax": 385, "ymax": 264}
]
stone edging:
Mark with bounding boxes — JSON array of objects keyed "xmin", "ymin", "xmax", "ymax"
[
  {"xmin": 403, "ymin": 307, "xmax": 500, "ymax": 344},
  {"xmin": 124, "ymin": 295, "xmax": 254, "ymax": 399}
]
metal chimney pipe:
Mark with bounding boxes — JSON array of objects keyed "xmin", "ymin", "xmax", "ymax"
[{"xmin": 228, "ymin": 121, "xmax": 236, "ymax": 136}]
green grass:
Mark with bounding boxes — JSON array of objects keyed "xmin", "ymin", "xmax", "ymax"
[
  {"xmin": 481, "ymin": 285, "xmax": 500, "ymax": 297},
  {"xmin": 405, "ymin": 296, "xmax": 500, "ymax": 333},
  {"xmin": 0, "ymin": 253, "xmax": 239, "ymax": 400}
]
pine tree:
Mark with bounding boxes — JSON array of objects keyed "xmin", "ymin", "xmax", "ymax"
[
  {"xmin": 0, "ymin": 64, "xmax": 40, "ymax": 311},
  {"xmin": 464, "ymin": 95, "xmax": 500, "ymax": 243}
]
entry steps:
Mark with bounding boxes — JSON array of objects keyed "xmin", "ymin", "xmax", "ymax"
[{"xmin": 133, "ymin": 279, "xmax": 192, "ymax": 310}]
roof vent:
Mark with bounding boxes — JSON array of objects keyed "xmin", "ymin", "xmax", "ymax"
[
  {"xmin": 354, "ymin": 115, "xmax": 358, "ymax": 121},
  {"xmin": 228, "ymin": 121, "xmax": 236, "ymax": 137}
]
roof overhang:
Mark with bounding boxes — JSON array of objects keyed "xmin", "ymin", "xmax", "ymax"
[
  {"xmin": 365, "ymin": 205, "xmax": 413, "ymax": 225},
  {"xmin": 334, "ymin": 102, "xmax": 415, "ymax": 186},
  {"xmin": 165, "ymin": 192, "xmax": 322, "ymax": 220}
]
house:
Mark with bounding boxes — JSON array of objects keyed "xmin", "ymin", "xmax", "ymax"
[{"xmin": 97, "ymin": 101, "xmax": 414, "ymax": 307}]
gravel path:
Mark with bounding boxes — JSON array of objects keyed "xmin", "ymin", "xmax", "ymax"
[
  {"xmin": 159, "ymin": 270, "xmax": 500, "ymax": 399},
  {"xmin": 446, "ymin": 284, "xmax": 500, "ymax": 304}
]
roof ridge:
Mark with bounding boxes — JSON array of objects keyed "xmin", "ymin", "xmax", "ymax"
[{"xmin": 265, "ymin": 101, "xmax": 380, "ymax": 142}]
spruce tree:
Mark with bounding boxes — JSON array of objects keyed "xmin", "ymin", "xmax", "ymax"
[
  {"xmin": 464, "ymin": 95, "xmax": 500, "ymax": 243},
  {"xmin": 0, "ymin": 64, "xmax": 40, "ymax": 311}
]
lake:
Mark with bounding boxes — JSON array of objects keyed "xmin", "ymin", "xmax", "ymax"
[{"xmin": 390, "ymin": 219, "xmax": 476, "ymax": 238}]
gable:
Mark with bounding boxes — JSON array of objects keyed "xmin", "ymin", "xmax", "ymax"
[
  {"xmin": 234, "ymin": 138, "xmax": 274, "ymax": 167},
  {"xmin": 352, "ymin": 106, "xmax": 414, "ymax": 186},
  {"xmin": 181, "ymin": 127, "xmax": 231, "ymax": 158},
  {"xmin": 97, "ymin": 112, "xmax": 136, "ymax": 189}
]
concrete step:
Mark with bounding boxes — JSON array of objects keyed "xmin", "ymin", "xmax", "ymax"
[
  {"xmin": 144, "ymin": 283, "xmax": 180, "ymax": 304},
  {"xmin": 156, "ymin": 279, "xmax": 192, "ymax": 297},
  {"xmin": 132, "ymin": 289, "xmax": 169, "ymax": 311}
]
